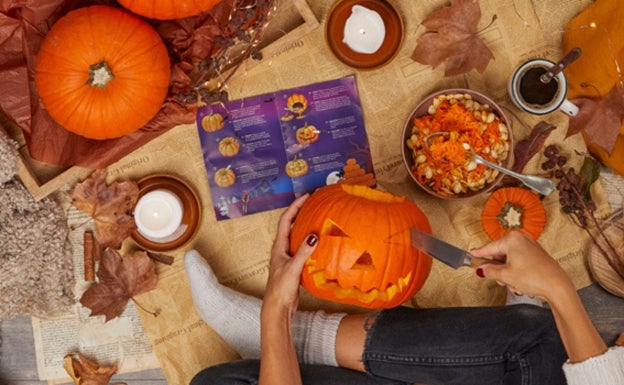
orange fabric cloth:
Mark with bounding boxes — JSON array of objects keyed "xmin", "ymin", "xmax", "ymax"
[{"xmin": 563, "ymin": 0, "xmax": 624, "ymax": 175}]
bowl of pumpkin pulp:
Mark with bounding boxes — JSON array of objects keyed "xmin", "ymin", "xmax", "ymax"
[{"xmin": 402, "ymin": 89, "xmax": 513, "ymax": 199}]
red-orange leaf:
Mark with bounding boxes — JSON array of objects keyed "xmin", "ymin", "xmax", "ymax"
[
  {"xmin": 568, "ymin": 84, "xmax": 624, "ymax": 155},
  {"xmin": 69, "ymin": 170, "xmax": 139, "ymax": 249},
  {"xmin": 80, "ymin": 249, "xmax": 157, "ymax": 322},
  {"xmin": 411, "ymin": 0, "xmax": 495, "ymax": 76}
]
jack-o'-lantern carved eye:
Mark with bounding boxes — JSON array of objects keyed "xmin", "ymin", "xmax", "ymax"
[{"xmin": 290, "ymin": 184, "xmax": 433, "ymax": 309}]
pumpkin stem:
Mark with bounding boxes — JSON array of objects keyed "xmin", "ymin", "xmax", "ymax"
[
  {"xmin": 496, "ymin": 201, "xmax": 523, "ymax": 229},
  {"xmin": 88, "ymin": 61, "xmax": 114, "ymax": 88}
]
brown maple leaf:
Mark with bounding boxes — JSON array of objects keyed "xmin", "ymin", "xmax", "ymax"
[
  {"xmin": 69, "ymin": 170, "xmax": 139, "ymax": 250},
  {"xmin": 80, "ymin": 249, "xmax": 158, "ymax": 322},
  {"xmin": 512, "ymin": 121, "xmax": 556, "ymax": 173},
  {"xmin": 411, "ymin": 0, "xmax": 495, "ymax": 76},
  {"xmin": 568, "ymin": 84, "xmax": 624, "ymax": 155},
  {"xmin": 63, "ymin": 353, "xmax": 119, "ymax": 385}
]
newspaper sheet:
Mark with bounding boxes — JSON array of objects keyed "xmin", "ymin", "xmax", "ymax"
[
  {"xmin": 31, "ymin": 0, "xmax": 617, "ymax": 384},
  {"xmin": 31, "ymin": 204, "xmax": 160, "ymax": 384}
]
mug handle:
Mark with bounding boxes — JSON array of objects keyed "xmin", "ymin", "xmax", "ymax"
[{"xmin": 560, "ymin": 99, "xmax": 578, "ymax": 116}]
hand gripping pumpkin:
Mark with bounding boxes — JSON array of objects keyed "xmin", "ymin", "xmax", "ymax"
[
  {"xmin": 290, "ymin": 184, "xmax": 433, "ymax": 308},
  {"xmin": 118, "ymin": 0, "xmax": 221, "ymax": 20},
  {"xmin": 34, "ymin": 6, "xmax": 171, "ymax": 140}
]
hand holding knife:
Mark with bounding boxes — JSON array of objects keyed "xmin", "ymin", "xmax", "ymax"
[{"xmin": 410, "ymin": 228, "xmax": 499, "ymax": 269}]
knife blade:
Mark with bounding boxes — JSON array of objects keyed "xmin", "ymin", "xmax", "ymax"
[{"xmin": 410, "ymin": 228, "xmax": 473, "ymax": 269}]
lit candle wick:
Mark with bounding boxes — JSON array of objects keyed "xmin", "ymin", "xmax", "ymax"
[{"xmin": 342, "ymin": 5, "xmax": 386, "ymax": 54}]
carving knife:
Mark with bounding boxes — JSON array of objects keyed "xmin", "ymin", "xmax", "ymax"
[{"xmin": 410, "ymin": 228, "xmax": 474, "ymax": 269}]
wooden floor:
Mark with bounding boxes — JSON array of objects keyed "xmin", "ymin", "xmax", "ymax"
[{"xmin": 1, "ymin": 283, "xmax": 623, "ymax": 385}]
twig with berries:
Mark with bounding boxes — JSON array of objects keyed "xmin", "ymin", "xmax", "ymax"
[{"xmin": 542, "ymin": 145, "xmax": 624, "ymax": 277}]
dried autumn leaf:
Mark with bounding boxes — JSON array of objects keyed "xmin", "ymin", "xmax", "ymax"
[
  {"xmin": 69, "ymin": 169, "xmax": 139, "ymax": 249},
  {"xmin": 568, "ymin": 85, "xmax": 624, "ymax": 155},
  {"xmin": 512, "ymin": 121, "xmax": 556, "ymax": 173},
  {"xmin": 411, "ymin": 0, "xmax": 495, "ymax": 76},
  {"xmin": 63, "ymin": 353, "xmax": 118, "ymax": 385},
  {"xmin": 80, "ymin": 249, "xmax": 158, "ymax": 322}
]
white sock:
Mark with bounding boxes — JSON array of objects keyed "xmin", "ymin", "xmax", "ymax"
[
  {"xmin": 184, "ymin": 249, "xmax": 346, "ymax": 365},
  {"xmin": 184, "ymin": 249, "xmax": 262, "ymax": 359}
]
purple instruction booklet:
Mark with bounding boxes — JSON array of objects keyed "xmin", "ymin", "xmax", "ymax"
[{"xmin": 196, "ymin": 75, "xmax": 375, "ymax": 220}]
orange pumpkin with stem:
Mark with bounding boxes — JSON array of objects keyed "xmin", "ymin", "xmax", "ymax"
[
  {"xmin": 118, "ymin": 0, "xmax": 221, "ymax": 20},
  {"xmin": 481, "ymin": 187, "xmax": 547, "ymax": 240},
  {"xmin": 34, "ymin": 5, "xmax": 170, "ymax": 140},
  {"xmin": 290, "ymin": 184, "xmax": 433, "ymax": 309}
]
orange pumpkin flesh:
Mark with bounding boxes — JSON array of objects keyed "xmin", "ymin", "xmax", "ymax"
[
  {"xmin": 34, "ymin": 5, "xmax": 171, "ymax": 140},
  {"xmin": 481, "ymin": 187, "xmax": 546, "ymax": 240},
  {"xmin": 290, "ymin": 184, "xmax": 432, "ymax": 309},
  {"xmin": 118, "ymin": 0, "xmax": 221, "ymax": 20}
]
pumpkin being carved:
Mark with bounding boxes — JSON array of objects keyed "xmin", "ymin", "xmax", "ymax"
[
  {"xmin": 34, "ymin": 5, "xmax": 171, "ymax": 140},
  {"xmin": 118, "ymin": 0, "xmax": 221, "ymax": 20},
  {"xmin": 296, "ymin": 123, "xmax": 320, "ymax": 144},
  {"xmin": 290, "ymin": 184, "xmax": 433, "ymax": 308}
]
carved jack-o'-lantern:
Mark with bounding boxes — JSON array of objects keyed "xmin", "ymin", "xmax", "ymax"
[
  {"xmin": 296, "ymin": 123, "xmax": 320, "ymax": 144},
  {"xmin": 285, "ymin": 158, "xmax": 309, "ymax": 178},
  {"xmin": 290, "ymin": 184, "xmax": 432, "ymax": 308}
]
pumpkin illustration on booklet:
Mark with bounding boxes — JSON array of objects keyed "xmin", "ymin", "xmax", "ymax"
[
  {"xmin": 296, "ymin": 123, "xmax": 320, "ymax": 144},
  {"xmin": 285, "ymin": 157, "xmax": 309, "ymax": 178},
  {"xmin": 290, "ymin": 184, "xmax": 433, "ymax": 308},
  {"xmin": 34, "ymin": 5, "xmax": 171, "ymax": 140}
]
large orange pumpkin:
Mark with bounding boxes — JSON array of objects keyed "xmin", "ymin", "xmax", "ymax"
[
  {"xmin": 34, "ymin": 6, "xmax": 171, "ymax": 140},
  {"xmin": 118, "ymin": 0, "xmax": 221, "ymax": 20},
  {"xmin": 290, "ymin": 184, "xmax": 433, "ymax": 308}
]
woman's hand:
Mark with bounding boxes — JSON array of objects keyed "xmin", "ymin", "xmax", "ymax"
[
  {"xmin": 471, "ymin": 231, "xmax": 574, "ymax": 301},
  {"xmin": 259, "ymin": 194, "xmax": 318, "ymax": 385},
  {"xmin": 263, "ymin": 193, "xmax": 318, "ymax": 315}
]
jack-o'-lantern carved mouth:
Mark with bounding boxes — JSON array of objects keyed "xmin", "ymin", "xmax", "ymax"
[
  {"xmin": 305, "ymin": 259, "xmax": 413, "ymax": 304},
  {"xmin": 303, "ymin": 219, "xmax": 413, "ymax": 304}
]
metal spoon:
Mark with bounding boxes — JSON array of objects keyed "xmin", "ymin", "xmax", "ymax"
[
  {"xmin": 424, "ymin": 132, "xmax": 555, "ymax": 196},
  {"xmin": 471, "ymin": 152, "xmax": 555, "ymax": 196}
]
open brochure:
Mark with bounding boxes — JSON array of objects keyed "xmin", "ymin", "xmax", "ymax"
[{"xmin": 196, "ymin": 75, "xmax": 375, "ymax": 220}]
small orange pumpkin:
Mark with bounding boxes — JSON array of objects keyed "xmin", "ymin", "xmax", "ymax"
[
  {"xmin": 285, "ymin": 158, "xmax": 309, "ymax": 178},
  {"xmin": 218, "ymin": 137, "xmax": 240, "ymax": 157},
  {"xmin": 296, "ymin": 123, "xmax": 320, "ymax": 144},
  {"xmin": 201, "ymin": 113, "xmax": 225, "ymax": 132},
  {"xmin": 34, "ymin": 6, "xmax": 171, "ymax": 140},
  {"xmin": 481, "ymin": 187, "xmax": 546, "ymax": 240},
  {"xmin": 290, "ymin": 184, "xmax": 433, "ymax": 309},
  {"xmin": 214, "ymin": 167, "xmax": 236, "ymax": 188},
  {"xmin": 118, "ymin": 0, "xmax": 221, "ymax": 20}
]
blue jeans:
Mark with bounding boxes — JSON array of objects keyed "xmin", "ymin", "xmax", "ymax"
[{"xmin": 190, "ymin": 304, "xmax": 567, "ymax": 385}]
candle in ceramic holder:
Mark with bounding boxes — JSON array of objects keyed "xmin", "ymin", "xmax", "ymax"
[
  {"xmin": 134, "ymin": 189, "xmax": 184, "ymax": 240},
  {"xmin": 342, "ymin": 5, "xmax": 386, "ymax": 54}
]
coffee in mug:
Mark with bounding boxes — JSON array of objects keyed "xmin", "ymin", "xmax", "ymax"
[{"xmin": 509, "ymin": 58, "xmax": 578, "ymax": 116}]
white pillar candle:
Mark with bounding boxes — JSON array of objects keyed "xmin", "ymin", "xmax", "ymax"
[
  {"xmin": 134, "ymin": 189, "xmax": 184, "ymax": 239},
  {"xmin": 342, "ymin": 5, "xmax": 386, "ymax": 54}
]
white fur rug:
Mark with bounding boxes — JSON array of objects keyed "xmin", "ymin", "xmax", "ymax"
[{"xmin": 0, "ymin": 130, "xmax": 75, "ymax": 319}]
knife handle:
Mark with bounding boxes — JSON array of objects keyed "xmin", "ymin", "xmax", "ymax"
[{"xmin": 467, "ymin": 255, "xmax": 504, "ymax": 269}]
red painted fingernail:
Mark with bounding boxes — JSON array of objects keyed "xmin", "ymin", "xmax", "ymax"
[
  {"xmin": 306, "ymin": 234, "xmax": 318, "ymax": 247},
  {"xmin": 476, "ymin": 268, "xmax": 485, "ymax": 278}
]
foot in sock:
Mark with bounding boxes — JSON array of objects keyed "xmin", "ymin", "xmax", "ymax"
[
  {"xmin": 184, "ymin": 249, "xmax": 347, "ymax": 365},
  {"xmin": 184, "ymin": 249, "xmax": 262, "ymax": 359}
]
